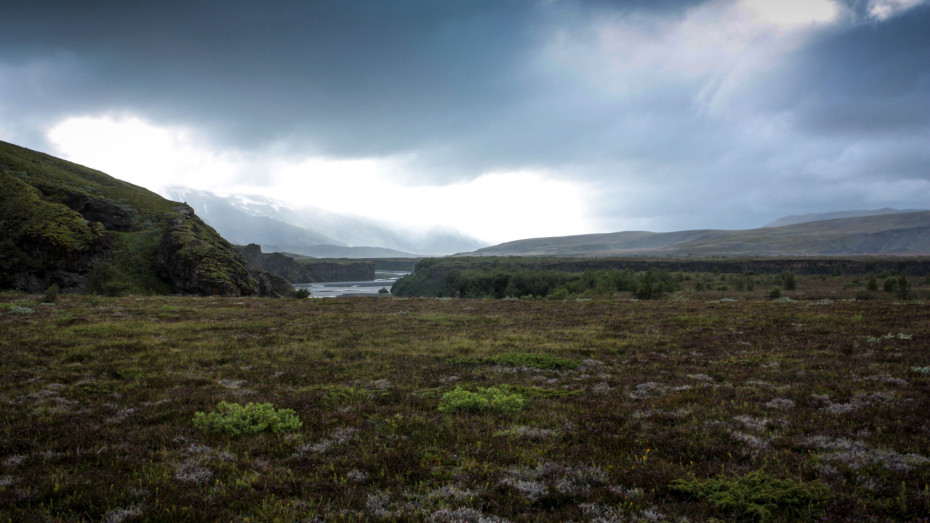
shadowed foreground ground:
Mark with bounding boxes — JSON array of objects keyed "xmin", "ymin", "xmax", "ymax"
[{"xmin": 1, "ymin": 293, "xmax": 928, "ymax": 520}]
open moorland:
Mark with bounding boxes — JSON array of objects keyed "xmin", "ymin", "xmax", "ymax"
[{"xmin": 1, "ymin": 277, "xmax": 929, "ymax": 521}]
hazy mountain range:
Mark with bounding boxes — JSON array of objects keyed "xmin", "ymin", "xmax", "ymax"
[
  {"xmin": 463, "ymin": 210, "xmax": 930, "ymax": 257},
  {"xmin": 163, "ymin": 187, "xmax": 486, "ymax": 258}
]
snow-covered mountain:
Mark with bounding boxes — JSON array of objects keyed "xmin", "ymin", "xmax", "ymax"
[{"xmin": 163, "ymin": 187, "xmax": 486, "ymax": 257}]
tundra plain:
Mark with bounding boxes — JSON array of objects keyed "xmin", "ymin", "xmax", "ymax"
[{"xmin": 1, "ymin": 275, "xmax": 929, "ymax": 521}]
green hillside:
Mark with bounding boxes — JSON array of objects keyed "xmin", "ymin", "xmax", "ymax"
[
  {"xmin": 468, "ymin": 212, "xmax": 930, "ymax": 257},
  {"xmin": 0, "ymin": 140, "xmax": 286, "ymax": 296}
]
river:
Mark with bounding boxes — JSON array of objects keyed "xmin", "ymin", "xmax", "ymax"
[{"xmin": 292, "ymin": 271, "xmax": 410, "ymax": 298}]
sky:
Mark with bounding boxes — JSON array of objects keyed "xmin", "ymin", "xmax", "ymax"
[{"xmin": 1, "ymin": 0, "xmax": 929, "ymax": 244}]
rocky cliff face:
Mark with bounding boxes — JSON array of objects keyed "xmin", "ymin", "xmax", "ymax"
[
  {"xmin": 155, "ymin": 204, "xmax": 261, "ymax": 296},
  {"xmin": 236, "ymin": 244, "xmax": 374, "ymax": 284},
  {"xmin": 235, "ymin": 243, "xmax": 295, "ymax": 297},
  {"xmin": 0, "ymin": 140, "xmax": 286, "ymax": 296},
  {"xmin": 0, "ymin": 171, "xmax": 110, "ymax": 292}
]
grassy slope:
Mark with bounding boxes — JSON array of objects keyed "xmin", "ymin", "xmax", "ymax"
[
  {"xmin": 1, "ymin": 279, "xmax": 929, "ymax": 520},
  {"xmin": 472, "ymin": 212, "xmax": 930, "ymax": 256},
  {"xmin": 0, "ymin": 141, "xmax": 252, "ymax": 295}
]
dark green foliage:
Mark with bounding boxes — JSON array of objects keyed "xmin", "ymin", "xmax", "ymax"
[
  {"xmin": 40, "ymin": 283, "xmax": 59, "ymax": 303},
  {"xmin": 394, "ymin": 259, "xmax": 678, "ymax": 299},
  {"xmin": 895, "ymin": 274, "xmax": 911, "ymax": 300},
  {"xmin": 867, "ymin": 274, "xmax": 879, "ymax": 292},
  {"xmin": 671, "ymin": 470, "xmax": 828, "ymax": 521},
  {"xmin": 779, "ymin": 271, "xmax": 797, "ymax": 290},
  {"xmin": 883, "ymin": 277, "xmax": 896, "ymax": 292},
  {"xmin": 84, "ymin": 261, "xmax": 133, "ymax": 296},
  {"xmin": 293, "ymin": 288, "xmax": 311, "ymax": 299},
  {"xmin": 855, "ymin": 289, "xmax": 875, "ymax": 300},
  {"xmin": 634, "ymin": 269, "xmax": 678, "ymax": 299},
  {"xmin": 882, "ymin": 273, "xmax": 912, "ymax": 300},
  {"xmin": 769, "ymin": 287, "xmax": 782, "ymax": 299}
]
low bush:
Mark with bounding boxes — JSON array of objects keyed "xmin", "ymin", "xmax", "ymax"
[
  {"xmin": 293, "ymin": 288, "xmax": 311, "ymax": 299},
  {"xmin": 41, "ymin": 283, "xmax": 59, "ymax": 303},
  {"xmin": 438, "ymin": 386, "xmax": 525, "ymax": 413},
  {"xmin": 192, "ymin": 402, "xmax": 302, "ymax": 435},
  {"xmin": 671, "ymin": 470, "xmax": 828, "ymax": 521}
]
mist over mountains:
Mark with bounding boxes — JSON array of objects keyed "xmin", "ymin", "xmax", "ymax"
[{"xmin": 163, "ymin": 188, "xmax": 486, "ymax": 258}]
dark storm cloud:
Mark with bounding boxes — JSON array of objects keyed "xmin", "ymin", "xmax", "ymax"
[
  {"xmin": 0, "ymin": 1, "xmax": 713, "ymax": 167},
  {"xmin": 0, "ymin": 1, "xmax": 534, "ymax": 154},
  {"xmin": 785, "ymin": 5, "xmax": 930, "ymax": 137},
  {"xmin": 1, "ymin": 0, "xmax": 928, "ymax": 231}
]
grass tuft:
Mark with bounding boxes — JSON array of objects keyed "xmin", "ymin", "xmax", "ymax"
[
  {"xmin": 437, "ymin": 386, "xmax": 526, "ymax": 413},
  {"xmin": 192, "ymin": 401, "xmax": 302, "ymax": 435}
]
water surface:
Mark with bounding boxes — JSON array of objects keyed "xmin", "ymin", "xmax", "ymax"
[{"xmin": 293, "ymin": 271, "xmax": 409, "ymax": 298}]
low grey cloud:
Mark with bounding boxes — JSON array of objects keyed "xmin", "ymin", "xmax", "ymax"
[{"xmin": 1, "ymin": 0, "xmax": 927, "ymax": 234}]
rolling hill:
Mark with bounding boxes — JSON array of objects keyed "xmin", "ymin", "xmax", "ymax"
[
  {"xmin": 464, "ymin": 211, "xmax": 930, "ymax": 257},
  {"xmin": 763, "ymin": 208, "xmax": 925, "ymax": 228},
  {"xmin": 0, "ymin": 140, "xmax": 289, "ymax": 296}
]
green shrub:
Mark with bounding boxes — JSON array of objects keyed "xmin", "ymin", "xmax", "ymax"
[
  {"xmin": 671, "ymin": 470, "xmax": 828, "ymax": 521},
  {"xmin": 866, "ymin": 275, "xmax": 879, "ymax": 292},
  {"xmin": 438, "ymin": 386, "xmax": 525, "ymax": 413},
  {"xmin": 895, "ymin": 275, "xmax": 911, "ymax": 301},
  {"xmin": 41, "ymin": 283, "xmax": 59, "ymax": 303},
  {"xmin": 883, "ymin": 277, "xmax": 896, "ymax": 292},
  {"xmin": 293, "ymin": 288, "xmax": 311, "ymax": 299},
  {"xmin": 768, "ymin": 287, "xmax": 782, "ymax": 300},
  {"xmin": 779, "ymin": 271, "xmax": 797, "ymax": 291},
  {"xmin": 192, "ymin": 402, "xmax": 302, "ymax": 435},
  {"xmin": 855, "ymin": 290, "xmax": 874, "ymax": 301}
]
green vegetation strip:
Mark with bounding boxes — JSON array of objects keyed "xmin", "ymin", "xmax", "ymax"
[
  {"xmin": 192, "ymin": 402, "xmax": 302, "ymax": 435},
  {"xmin": 671, "ymin": 470, "xmax": 828, "ymax": 522}
]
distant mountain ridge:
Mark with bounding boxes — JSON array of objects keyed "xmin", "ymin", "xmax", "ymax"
[
  {"xmin": 464, "ymin": 211, "xmax": 930, "ymax": 257},
  {"xmin": 764, "ymin": 208, "xmax": 925, "ymax": 228},
  {"xmin": 165, "ymin": 187, "xmax": 485, "ymax": 257}
]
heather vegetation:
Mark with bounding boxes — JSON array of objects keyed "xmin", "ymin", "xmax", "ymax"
[{"xmin": 1, "ymin": 271, "xmax": 929, "ymax": 520}]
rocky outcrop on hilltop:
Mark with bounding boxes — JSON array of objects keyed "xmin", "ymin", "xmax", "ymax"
[{"xmin": 155, "ymin": 205, "xmax": 262, "ymax": 296}]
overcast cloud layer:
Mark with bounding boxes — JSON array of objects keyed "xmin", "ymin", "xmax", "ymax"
[{"xmin": 1, "ymin": 0, "xmax": 928, "ymax": 242}]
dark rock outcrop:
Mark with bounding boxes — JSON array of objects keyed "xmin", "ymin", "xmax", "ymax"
[
  {"xmin": 0, "ymin": 171, "xmax": 110, "ymax": 292},
  {"xmin": 156, "ymin": 205, "xmax": 262, "ymax": 296},
  {"xmin": 236, "ymin": 244, "xmax": 375, "ymax": 283},
  {"xmin": 237, "ymin": 243, "xmax": 295, "ymax": 296},
  {"xmin": 63, "ymin": 193, "xmax": 138, "ymax": 232}
]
